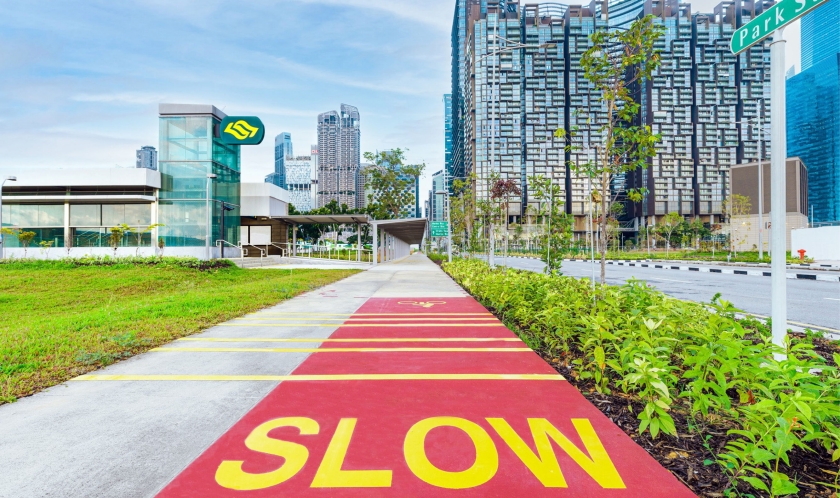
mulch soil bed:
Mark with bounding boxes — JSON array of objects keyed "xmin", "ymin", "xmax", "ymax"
[{"xmin": 540, "ymin": 352, "xmax": 839, "ymax": 497}]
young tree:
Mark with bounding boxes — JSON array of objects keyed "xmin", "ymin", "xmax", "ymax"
[
  {"xmin": 723, "ymin": 194, "xmax": 751, "ymax": 256},
  {"xmin": 490, "ymin": 178, "xmax": 521, "ymax": 267},
  {"xmin": 657, "ymin": 211, "xmax": 683, "ymax": 255},
  {"xmin": 108, "ymin": 224, "xmax": 130, "ymax": 257},
  {"xmin": 2, "ymin": 228, "xmax": 37, "ymax": 258},
  {"xmin": 158, "ymin": 237, "xmax": 165, "ymax": 257},
  {"xmin": 449, "ymin": 175, "xmax": 475, "ymax": 255},
  {"xmin": 135, "ymin": 223, "xmax": 164, "ymax": 256},
  {"xmin": 529, "ymin": 175, "xmax": 573, "ymax": 273},
  {"xmin": 362, "ymin": 149, "xmax": 425, "ymax": 220},
  {"xmin": 556, "ymin": 15, "xmax": 664, "ymax": 284},
  {"xmin": 38, "ymin": 240, "xmax": 54, "ymax": 259}
]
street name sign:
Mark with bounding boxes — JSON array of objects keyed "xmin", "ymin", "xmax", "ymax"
[
  {"xmin": 731, "ymin": 0, "xmax": 827, "ymax": 54},
  {"xmin": 219, "ymin": 116, "xmax": 265, "ymax": 145},
  {"xmin": 431, "ymin": 221, "xmax": 449, "ymax": 237}
]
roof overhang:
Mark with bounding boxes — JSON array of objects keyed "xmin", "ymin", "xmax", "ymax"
[
  {"xmin": 278, "ymin": 215, "xmax": 373, "ymax": 225},
  {"xmin": 371, "ymin": 218, "xmax": 428, "ymax": 245}
]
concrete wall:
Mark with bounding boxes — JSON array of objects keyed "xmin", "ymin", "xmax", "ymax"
[
  {"xmin": 791, "ymin": 226, "xmax": 840, "ymax": 260},
  {"xmin": 0, "ymin": 167, "xmax": 161, "ymax": 189},
  {"xmin": 732, "ymin": 212, "xmax": 809, "ymax": 252},
  {"xmin": 240, "ymin": 183, "xmax": 289, "ymax": 218}
]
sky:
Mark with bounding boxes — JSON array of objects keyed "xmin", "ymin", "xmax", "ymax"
[{"xmin": 0, "ymin": 0, "xmax": 801, "ymax": 199}]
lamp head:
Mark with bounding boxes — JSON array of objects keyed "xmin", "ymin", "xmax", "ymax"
[
  {"xmin": 6, "ymin": 176, "xmax": 16, "ymax": 181},
  {"xmin": 207, "ymin": 173, "xmax": 218, "ymax": 179}
]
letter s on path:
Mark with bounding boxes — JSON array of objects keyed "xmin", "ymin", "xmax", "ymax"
[{"xmin": 215, "ymin": 417, "xmax": 319, "ymax": 491}]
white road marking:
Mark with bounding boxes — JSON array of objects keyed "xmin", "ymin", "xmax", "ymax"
[
  {"xmin": 647, "ymin": 277, "xmax": 692, "ymax": 283},
  {"xmin": 825, "ymin": 298, "xmax": 840, "ymax": 301}
]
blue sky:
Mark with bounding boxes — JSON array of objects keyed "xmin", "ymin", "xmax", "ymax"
[
  {"xmin": 0, "ymin": 0, "xmax": 800, "ymax": 197},
  {"xmin": 0, "ymin": 0, "xmax": 453, "ymax": 194}
]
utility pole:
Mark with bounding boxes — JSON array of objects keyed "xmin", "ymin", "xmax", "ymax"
[{"xmin": 769, "ymin": 29, "xmax": 787, "ymax": 359}]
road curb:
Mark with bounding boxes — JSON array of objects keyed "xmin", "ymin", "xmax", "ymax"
[{"xmin": 559, "ymin": 259, "xmax": 840, "ymax": 282}]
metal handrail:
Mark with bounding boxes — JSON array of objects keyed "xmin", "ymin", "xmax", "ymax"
[
  {"xmin": 267, "ymin": 242, "xmax": 288, "ymax": 257},
  {"xmin": 239, "ymin": 243, "xmax": 266, "ymax": 260},
  {"xmin": 216, "ymin": 239, "xmax": 252, "ymax": 261}
]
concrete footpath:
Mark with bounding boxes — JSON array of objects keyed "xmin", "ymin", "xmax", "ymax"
[{"xmin": 0, "ymin": 254, "xmax": 693, "ymax": 497}]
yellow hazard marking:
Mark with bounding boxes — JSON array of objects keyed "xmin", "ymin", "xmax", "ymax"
[
  {"xmin": 151, "ymin": 347, "xmax": 531, "ymax": 353},
  {"xmin": 398, "ymin": 301, "xmax": 446, "ymax": 308},
  {"xmin": 177, "ymin": 337, "xmax": 522, "ymax": 343},
  {"xmin": 72, "ymin": 373, "xmax": 565, "ymax": 381},
  {"xmin": 404, "ymin": 417, "xmax": 498, "ymax": 489},
  {"xmin": 216, "ymin": 417, "xmax": 317, "ymax": 490},
  {"xmin": 217, "ymin": 323, "xmax": 505, "ymax": 328}
]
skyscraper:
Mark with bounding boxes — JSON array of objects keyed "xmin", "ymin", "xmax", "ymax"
[
  {"xmin": 136, "ymin": 146, "xmax": 157, "ymax": 170},
  {"xmin": 444, "ymin": 94, "xmax": 453, "ymax": 188},
  {"xmin": 265, "ymin": 132, "xmax": 292, "ymax": 188},
  {"xmin": 317, "ymin": 104, "xmax": 361, "ymax": 209},
  {"xmin": 451, "ymin": 0, "xmax": 774, "ymax": 236},
  {"xmin": 285, "ymin": 154, "xmax": 315, "ymax": 212},
  {"xmin": 788, "ymin": 0, "xmax": 840, "ymax": 223},
  {"xmin": 800, "ymin": 0, "xmax": 840, "ymax": 72}
]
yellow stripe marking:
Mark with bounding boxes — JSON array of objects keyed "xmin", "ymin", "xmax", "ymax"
[
  {"xmin": 152, "ymin": 347, "xmax": 531, "ymax": 353},
  {"xmin": 72, "ymin": 373, "xmax": 565, "ymax": 382},
  {"xmin": 177, "ymin": 337, "xmax": 522, "ymax": 343},
  {"xmin": 217, "ymin": 323, "xmax": 505, "ymax": 328}
]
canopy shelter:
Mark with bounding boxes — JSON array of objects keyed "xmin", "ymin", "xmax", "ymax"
[{"xmin": 275, "ymin": 215, "xmax": 427, "ymax": 264}]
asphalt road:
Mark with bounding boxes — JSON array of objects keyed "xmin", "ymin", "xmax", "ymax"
[{"xmin": 486, "ymin": 256, "xmax": 840, "ymax": 333}]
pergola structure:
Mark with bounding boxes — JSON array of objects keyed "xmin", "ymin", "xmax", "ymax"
[{"xmin": 276, "ymin": 215, "xmax": 427, "ymax": 265}]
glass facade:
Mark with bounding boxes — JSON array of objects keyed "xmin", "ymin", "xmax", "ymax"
[
  {"xmin": 801, "ymin": 0, "xmax": 840, "ymax": 72},
  {"xmin": 266, "ymin": 132, "xmax": 292, "ymax": 188},
  {"xmin": 787, "ymin": 54, "xmax": 840, "ymax": 222},
  {"xmin": 444, "ymin": 94, "xmax": 453, "ymax": 188},
  {"xmin": 158, "ymin": 114, "xmax": 241, "ymax": 247}
]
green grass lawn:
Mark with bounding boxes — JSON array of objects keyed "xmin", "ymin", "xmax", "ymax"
[{"xmin": 0, "ymin": 260, "xmax": 359, "ymax": 404}]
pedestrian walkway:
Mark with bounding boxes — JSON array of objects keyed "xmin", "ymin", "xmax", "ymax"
[{"xmin": 0, "ymin": 254, "xmax": 693, "ymax": 497}]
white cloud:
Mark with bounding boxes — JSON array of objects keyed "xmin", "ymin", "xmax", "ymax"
[{"xmin": 292, "ymin": 0, "xmax": 451, "ymax": 31}]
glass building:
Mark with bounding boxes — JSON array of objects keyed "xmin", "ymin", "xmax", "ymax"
[
  {"xmin": 266, "ymin": 132, "xmax": 292, "ymax": 188},
  {"xmin": 444, "ymin": 94, "xmax": 453, "ymax": 189},
  {"xmin": 788, "ymin": 55, "xmax": 840, "ymax": 222},
  {"xmin": 158, "ymin": 104, "xmax": 241, "ymax": 249},
  {"xmin": 801, "ymin": 0, "xmax": 840, "ymax": 72}
]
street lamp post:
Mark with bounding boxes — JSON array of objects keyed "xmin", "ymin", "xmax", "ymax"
[
  {"xmin": 205, "ymin": 173, "xmax": 217, "ymax": 261},
  {"xmin": 0, "ymin": 176, "xmax": 17, "ymax": 259}
]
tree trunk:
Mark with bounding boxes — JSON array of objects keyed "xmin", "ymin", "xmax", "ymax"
[{"xmin": 599, "ymin": 170, "xmax": 608, "ymax": 284}]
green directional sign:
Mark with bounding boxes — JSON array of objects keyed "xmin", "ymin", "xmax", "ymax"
[
  {"xmin": 219, "ymin": 116, "xmax": 265, "ymax": 145},
  {"xmin": 431, "ymin": 221, "xmax": 449, "ymax": 237},
  {"xmin": 731, "ymin": 0, "xmax": 827, "ymax": 54}
]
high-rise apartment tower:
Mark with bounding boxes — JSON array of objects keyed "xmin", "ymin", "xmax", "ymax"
[{"xmin": 317, "ymin": 104, "xmax": 361, "ymax": 209}]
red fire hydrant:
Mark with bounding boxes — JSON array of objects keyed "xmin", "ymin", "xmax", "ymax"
[{"xmin": 797, "ymin": 249, "xmax": 807, "ymax": 261}]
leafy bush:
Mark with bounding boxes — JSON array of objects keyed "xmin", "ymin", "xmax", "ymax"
[
  {"xmin": 443, "ymin": 259, "xmax": 840, "ymax": 496},
  {"xmin": 0, "ymin": 256, "xmax": 233, "ymax": 271}
]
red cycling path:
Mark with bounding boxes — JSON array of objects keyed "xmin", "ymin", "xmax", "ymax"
[{"xmin": 157, "ymin": 287, "xmax": 694, "ymax": 496}]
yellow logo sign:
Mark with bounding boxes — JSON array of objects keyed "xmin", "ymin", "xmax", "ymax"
[
  {"xmin": 224, "ymin": 120, "xmax": 259, "ymax": 140},
  {"xmin": 398, "ymin": 301, "xmax": 447, "ymax": 308}
]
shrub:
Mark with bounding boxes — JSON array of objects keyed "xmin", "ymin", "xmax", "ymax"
[
  {"xmin": 0, "ymin": 256, "xmax": 233, "ymax": 271},
  {"xmin": 443, "ymin": 259, "xmax": 840, "ymax": 496}
]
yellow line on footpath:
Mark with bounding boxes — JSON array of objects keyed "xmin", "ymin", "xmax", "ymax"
[
  {"xmin": 72, "ymin": 373, "xmax": 565, "ymax": 382},
  {"xmin": 151, "ymin": 347, "xmax": 532, "ymax": 353},
  {"xmin": 217, "ymin": 323, "xmax": 505, "ymax": 328},
  {"xmin": 178, "ymin": 337, "xmax": 522, "ymax": 343}
]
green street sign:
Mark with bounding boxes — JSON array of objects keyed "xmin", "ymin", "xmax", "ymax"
[
  {"xmin": 731, "ymin": 0, "xmax": 827, "ymax": 54},
  {"xmin": 431, "ymin": 221, "xmax": 449, "ymax": 237},
  {"xmin": 219, "ymin": 116, "xmax": 265, "ymax": 145}
]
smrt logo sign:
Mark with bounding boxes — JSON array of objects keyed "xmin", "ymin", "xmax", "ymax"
[{"xmin": 219, "ymin": 116, "xmax": 265, "ymax": 145}]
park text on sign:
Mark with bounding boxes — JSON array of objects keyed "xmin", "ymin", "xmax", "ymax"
[
  {"xmin": 431, "ymin": 221, "xmax": 449, "ymax": 237},
  {"xmin": 730, "ymin": 0, "xmax": 828, "ymax": 54},
  {"xmin": 219, "ymin": 116, "xmax": 266, "ymax": 145},
  {"xmin": 213, "ymin": 415, "xmax": 625, "ymax": 491}
]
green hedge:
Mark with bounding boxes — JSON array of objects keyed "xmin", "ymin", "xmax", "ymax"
[
  {"xmin": 0, "ymin": 256, "xmax": 232, "ymax": 270},
  {"xmin": 443, "ymin": 259, "xmax": 840, "ymax": 496}
]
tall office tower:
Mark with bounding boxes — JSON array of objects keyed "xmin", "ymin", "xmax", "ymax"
[
  {"xmin": 801, "ymin": 0, "xmax": 840, "ymax": 72},
  {"xmin": 317, "ymin": 105, "xmax": 361, "ymax": 209},
  {"xmin": 310, "ymin": 144, "xmax": 319, "ymax": 208},
  {"xmin": 789, "ymin": 0, "xmax": 840, "ymax": 222},
  {"xmin": 450, "ymin": 0, "xmax": 475, "ymax": 187},
  {"xmin": 265, "ymin": 132, "xmax": 292, "ymax": 188},
  {"xmin": 136, "ymin": 146, "xmax": 158, "ymax": 170},
  {"xmin": 431, "ymin": 170, "xmax": 446, "ymax": 221},
  {"xmin": 286, "ymin": 155, "xmax": 314, "ymax": 212},
  {"xmin": 444, "ymin": 94, "xmax": 453, "ymax": 187}
]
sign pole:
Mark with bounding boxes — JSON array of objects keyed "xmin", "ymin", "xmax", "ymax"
[{"xmin": 770, "ymin": 28, "xmax": 787, "ymax": 359}]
